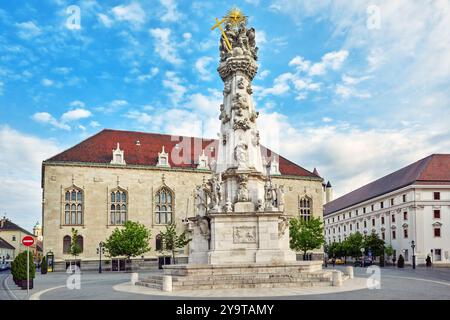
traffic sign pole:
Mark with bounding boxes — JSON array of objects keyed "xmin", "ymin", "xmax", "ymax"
[
  {"xmin": 27, "ymin": 245, "xmax": 29, "ymax": 294},
  {"xmin": 22, "ymin": 235, "xmax": 34, "ymax": 294}
]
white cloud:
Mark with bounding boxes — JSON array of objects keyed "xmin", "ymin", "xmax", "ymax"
[
  {"xmin": 162, "ymin": 71, "xmax": 187, "ymax": 105},
  {"xmin": 257, "ymin": 108, "xmax": 450, "ymax": 199},
  {"xmin": 69, "ymin": 100, "xmax": 85, "ymax": 108},
  {"xmin": 149, "ymin": 28, "xmax": 182, "ymax": 65},
  {"xmin": 0, "ymin": 126, "xmax": 62, "ymax": 231},
  {"xmin": 95, "ymin": 99, "xmax": 129, "ymax": 113},
  {"xmin": 32, "ymin": 112, "xmax": 71, "ymax": 130},
  {"xmin": 61, "ymin": 108, "xmax": 92, "ymax": 122},
  {"xmin": 89, "ymin": 121, "xmax": 100, "ymax": 128},
  {"xmin": 111, "ymin": 2, "xmax": 145, "ymax": 28},
  {"xmin": 160, "ymin": 0, "xmax": 182, "ymax": 22},
  {"xmin": 41, "ymin": 78, "xmax": 54, "ymax": 87},
  {"xmin": 98, "ymin": 13, "xmax": 113, "ymax": 28},
  {"xmin": 195, "ymin": 56, "xmax": 214, "ymax": 81},
  {"xmin": 289, "ymin": 56, "xmax": 311, "ymax": 72},
  {"xmin": 15, "ymin": 21, "xmax": 41, "ymax": 40},
  {"xmin": 322, "ymin": 117, "xmax": 333, "ymax": 123},
  {"xmin": 125, "ymin": 110, "xmax": 153, "ymax": 124},
  {"xmin": 257, "ymin": 70, "xmax": 270, "ymax": 80},
  {"xmin": 308, "ymin": 50, "xmax": 349, "ymax": 76},
  {"xmin": 53, "ymin": 67, "xmax": 72, "ymax": 75}
]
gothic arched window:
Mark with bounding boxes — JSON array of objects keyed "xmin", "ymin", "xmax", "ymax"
[
  {"xmin": 299, "ymin": 196, "xmax": 312, "ymax": 221},
  {"xmin": 110, "ymin": 189, "xmax": 127, "ymax": 225},
  {"xmin": 64, "ymin": 188, "xmax": 83, "ymax": 225},
  {"xmin": 63, "ymin": 235, "xmax": 71, "ymax": 254},
  {"xmin": 155, "ymin": 187, "xmax": 173, "ymax": 224},
  {"xmin": 76, "ymin": 235, "xmax": 84, "ymax": 253}
]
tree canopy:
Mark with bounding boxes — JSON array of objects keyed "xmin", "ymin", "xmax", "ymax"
[
  {"xmin": 289, "ymin": 216, "xmax": 325, "ymax": 257},
  {"xmin": 158, "ymin": 223, "xmax": 191, "ymax": 264},
  {"xmin": 104, "ymin": 221, "xmax": 152, "ymax": 260}
]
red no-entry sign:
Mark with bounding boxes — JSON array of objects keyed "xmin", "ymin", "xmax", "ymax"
[{"xmin": 22, "ymin": 236, "xmax": 34, "ymax": 247}]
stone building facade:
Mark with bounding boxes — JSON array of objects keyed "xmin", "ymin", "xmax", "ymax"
[
  {"xmin": 324, "ymin": 154, "xmax": 450, "ymax": 266},
  {"xmin": 42, "ymin": 129, "xmax": 325, "ymax": 270}
]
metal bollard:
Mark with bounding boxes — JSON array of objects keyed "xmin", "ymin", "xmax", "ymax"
[{"xmin": 162, "ymin": 275, "xmax": 172, "ymax": 292}]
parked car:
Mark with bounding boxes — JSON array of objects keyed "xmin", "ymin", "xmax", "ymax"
[
  {"xmin": 354, "ymin": 257, "xmax": 373, "ymax": 267},
  {"xmin": 327, "ymin": 258, "xmax": 345, "ymax": 264},
  {"xmin": 0, "ymin": 262, "xmax": 11, "ymax": 271}
]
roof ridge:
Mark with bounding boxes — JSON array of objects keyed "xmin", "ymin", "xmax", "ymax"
[
  {"xmin": 45, "ymin": 129, "xmax": 108, "ymax": 162},
  {"xmin": 101, "ymin": 128, "xmax": 216, "ymax": 143}
]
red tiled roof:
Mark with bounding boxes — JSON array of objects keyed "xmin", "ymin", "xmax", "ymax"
[
  {"xmin": 324, "ymin": 154, "xmax": 450, "ymax": 216},
  {"xmin": 44, "ymin": 129, "xmax": 318, "ymax": 178}
]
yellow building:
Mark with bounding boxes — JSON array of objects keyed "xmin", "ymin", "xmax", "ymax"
[
  {"xmin": 0, "ymin": 217, "xmax": 37, "ymax": 260},
  {"xmin": 42, "ymin": 129, "xmax": 326, "ymax": 270}
]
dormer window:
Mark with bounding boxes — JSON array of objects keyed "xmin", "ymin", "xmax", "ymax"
[
  {"xmin": 157, "ymin": 146, "xmax": 170, "ymax": 167},
  {"xmin": 197, "ymin": 149, "xmax": 209, "ymax": 170},
  {"xmin": 269, "ymin": 155, "xmax": 281, "ymax": 175},
  {"xmin": 110, "ymin": 143, "xmax": 126, "ymax": 165}
]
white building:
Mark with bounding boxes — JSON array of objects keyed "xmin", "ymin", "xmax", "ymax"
[{"xmin": 324, "ymin": 154, "xmax": 450, "ymax": 266}]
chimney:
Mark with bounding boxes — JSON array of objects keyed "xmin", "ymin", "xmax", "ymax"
[
  {"xmin": 0, "ymin": 216, "xmax": 5, "ymax": 228},
  {"xmin": 325, "ymin": 181, "xmax": 333, "ymax": 203}
]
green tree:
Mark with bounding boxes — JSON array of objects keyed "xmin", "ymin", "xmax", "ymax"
[
  {"xmin": 41, "ymin": 256, "xmax": 48, "ymax": 274},
  {"xmin": 69, "ymin": 228, "xmax": 82, "ymax": 269},
  {"xmin": 289, "ymin": 216, "xmax": 325, "ymax": 259},
  {"xmin": 104, "ymin": 221, "xmax": 152, "ymax": 269},
  {"xmin": 158, "ymin": 223, "xmax": 191, "ymax": 264},
  {"xmin": 344, "ymin": 232, "xmax": 365, "ymax": 259},
  {"xmin": 384, "ymin": 245, "xmax": 394, "ymax": 264},
  {"xmin": 364, "ymin": 232, "xmax": 385, "ymax": 259}
]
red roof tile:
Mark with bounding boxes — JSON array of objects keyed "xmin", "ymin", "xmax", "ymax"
[
  {"xmin": 324, "ymin": 154, "xmax": 450, "ymax": 216},
  {"xmin": 44, "ymin": 129, "xmax": 318, "ymax": 178}
]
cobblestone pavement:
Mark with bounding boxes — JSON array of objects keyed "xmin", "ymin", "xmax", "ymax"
[{"xmin": 2, "ymin": 266, "xmax": 450, "ymax": 300}]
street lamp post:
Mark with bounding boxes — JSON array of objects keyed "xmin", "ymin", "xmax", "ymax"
[
  {"xmin": 360, "ymin": 247, "xmax": 365, "ymax": 267},
  {"xmin": 411, "ymin": 240, "xmax": 416, "ymax": 269},
  {"xmin": 96, "ymin": 242, "xmax": 105, "ymax": 273}
]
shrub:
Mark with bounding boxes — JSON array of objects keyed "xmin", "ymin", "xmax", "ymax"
[
  {"xmin": 397, "ymin": 254, "xmax": 405, "ymax": 268},
  {"xmin": 12, "ymin": 251, "xmax": 36, "ymax": 280},
  {"xmin": 41, "ymin": 256, "xmax": 48, "ymax": 274}
]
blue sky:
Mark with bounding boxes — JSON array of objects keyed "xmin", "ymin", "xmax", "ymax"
[{"xmin": 1, "ymin": 0, "xmax": 449, "ymax": 231}]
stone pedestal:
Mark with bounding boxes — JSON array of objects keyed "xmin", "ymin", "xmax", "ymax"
[{"xmin": 189, "ymin": 211, "xmax": 295, "ymax": 265}]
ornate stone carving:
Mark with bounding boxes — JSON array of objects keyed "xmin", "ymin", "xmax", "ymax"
[
  {"xmin": 207, "ymin": 174, "xmax": 222, "ymax": 212},
  {"xmin": 196, "ymin": 216, "xmax": 211, "ymax": 240},
  {"xmin": 249, "ymin": 111, "xmax": 259, "ymax": 123},
  {"xmin": 251, "ymin": 130, "xmax": 260, "ymax": 146},
  {"xmin": 236, "ymin": 174, "xmax": 249, "ymax": 202},
  {"xmin": 278, "ymin": 216, "xmax": 289, "ymax": 238},
  {"xmin": 219, "ymin": 104, "xmax": 230, "ymax": 124},
  {"xmin": 233, "ymin": 118, "xmax": 251, "ymax": 131},
  {"xmin": 256, "ymin": 199, "xmax": 264, "ymax": 212},
  {"xmin": 246, "ymin": 83, "xmax": 253, "ymax": 94},
  {"xmin": 195, "ymin": 185, "xmax": 207, "ymax": 216},
  {"xmin": 277, "ymin": 185, "xmax": 285, "ymax": 212},
  {"xmin": 223, "ymin": 201, "xmax": 233, "ymax": 213},
  {"xmin": 218, "ymin": 56, "xmax": 258, "ymax": 81},
  {"xmin": 233, "ymin": 226, "xmax": 256, "ymax": 243},
  {"xmin": 234, "ymin": 142, "xmax": 249, "ymax": 169},
  {"xmin": 237, "ymin": 77, "xmax": 245, "ymax": 89},
  {"xmin": 223, "ymin": 80, "xmax": 231, "ymax": 95}
]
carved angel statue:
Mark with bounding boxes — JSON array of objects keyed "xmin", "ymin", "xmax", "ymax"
[
  {"xmin": 237, "ymin": 174, "xmax": 249, "ymax": 202},
  {"xmin": 234, "ymin": 141, "xmax": 249, "ymax": 168},
  {"xmin": 277, "ymin": 185, "xmax": 285, "ymax": 212},
  {"xmin": 207, "ymin": 175, "xmax": 222, "ymax": 211},
  {"xmin": 195, "ymin": 185, "xmax": 207, "ymax": 216}
]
